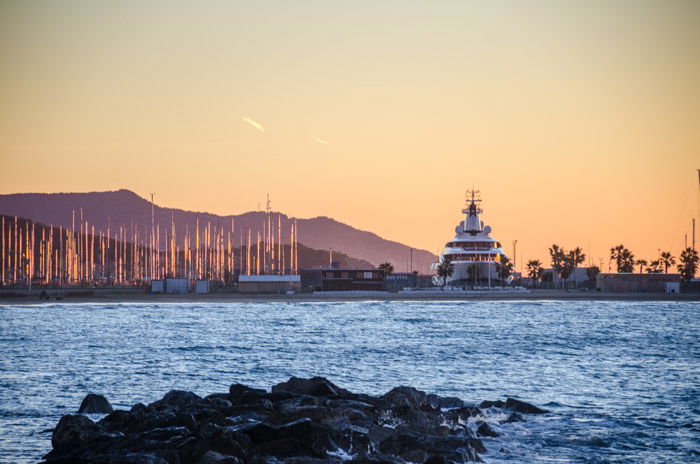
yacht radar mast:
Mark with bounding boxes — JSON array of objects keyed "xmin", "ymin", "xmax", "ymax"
[
  {"xmin": 462, "ymin": 190, "xmax": 483, "ymax": 215},
  {"xmin": 462, "ymin": 189, "xmax": 483, "ymax": 235}
]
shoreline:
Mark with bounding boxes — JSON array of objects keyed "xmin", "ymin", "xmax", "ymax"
[{"xmin": 1, "ymin": 288, "xmax": 699, "ymax": 304}]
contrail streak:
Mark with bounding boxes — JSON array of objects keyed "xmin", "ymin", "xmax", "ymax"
[
  {"xmin": 242, "ymin": 117, "xmax": 264, "ymax": 132},
  {"xmin": 313, "ymin": 136, "xmax": 328, "ymax": 145}
]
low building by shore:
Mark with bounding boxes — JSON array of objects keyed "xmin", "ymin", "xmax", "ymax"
[
  {"xmin": 238, "ymin": 275, "xmax": 301, "ymax": 294},
  {"xmin": 596, "ymin": 273, "xmax": 680, "ymax": 293}
]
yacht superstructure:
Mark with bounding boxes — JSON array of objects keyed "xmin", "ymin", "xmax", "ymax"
[{"xmin": 432, "ymin": 191, "xmax": 509, "ymax": 286}]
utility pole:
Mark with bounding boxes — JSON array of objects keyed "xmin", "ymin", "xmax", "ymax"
[
  {"xmin": 512, "ymin": 240, "xmax": 517, "ymax": 269},
  {"xmin": 410, "ymin": 248, "xmax": 413, "ymax": 273}
]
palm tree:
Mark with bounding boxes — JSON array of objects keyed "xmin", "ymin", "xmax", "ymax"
[
  {"xmin": 659, "ymin": 251, "xmax": 675, "ymax": 274},
  {"xmin": 560, "ymin": 254, "xmax": 576, "ymax": 287},
  {"xmin": 436, "ymin": 258, "xmax": 454, "ymax": 288},
  {"xmin": 526, "ymin": 259, "xmax": 543, "ymax": 288},
  {"xmin": 610, "ymin": 244, "xmax": 635, "ymax": 273},
  {"xmin": 378, "ymin": 262, "xmax": 394, "ymax": 275},
  {"xmin": 550, "ymin": 244, "xmax": 577, "ymax": 288},
  {"xmin": 635, "ymin": 259, "xmax": 648, "ymax": 273},
  {"xmin": 610, "ymin": 244, "xmax": 625, "ymax": 271},
  {"xmin": 569, "ymin": 247, "xmax": 586, "ymax": 287},
  {"xmin": 586, "ymin": 265, "xmax": 600, "ymax": 282},
  {"xmin": 549, "ymin": 244, "xmax": 567, "ymax": 288},
  {"xmin": 496, "ymin": 255, "xmax": 514, "ymax": 282},
  {"xmin": 620, "ymin": 249, "xmax": 635, "ymax": 273},
  {"xmin": 678, "ymin": 247, "xmax": 699, "ymax": 282},
  {"xmin": 646, "ymin": 259, "xmax": 662, "ymax": 273}
]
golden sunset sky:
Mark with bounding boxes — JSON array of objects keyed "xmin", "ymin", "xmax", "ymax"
[{"xmin": 1, "ymin": 0, "xmax": 699, "ymax": 270}]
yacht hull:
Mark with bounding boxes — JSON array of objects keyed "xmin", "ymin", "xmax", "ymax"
[{"xmin": 432, "ymin": 261, "xmax": 504, "ymax": 286}]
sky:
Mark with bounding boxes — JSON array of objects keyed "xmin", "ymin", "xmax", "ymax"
[{"xmin": 1, "ymin": 0, "xmax": 699, "ymax": 271}]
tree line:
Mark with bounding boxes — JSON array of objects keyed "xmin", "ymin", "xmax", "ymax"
[
  {"xmin": 379, "ymin": 244, "xmax": 698, "ymax": 288},
  {"xmin": 526, "ymin": 244, "xmax": 699, "ymax": 286}
]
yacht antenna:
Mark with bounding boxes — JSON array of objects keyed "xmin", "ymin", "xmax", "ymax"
[{"xmin": 462, "ymin": 189, "xmax": 483, "ymax": 215}]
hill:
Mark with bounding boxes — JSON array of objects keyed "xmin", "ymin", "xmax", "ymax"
[{"xmin": 0, "ymin": 190, "xmax": 436, "ymax": 271}]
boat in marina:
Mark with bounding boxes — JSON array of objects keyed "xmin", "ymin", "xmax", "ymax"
[{"xmin": 432, "ymin": 190, "xmax": 509, "ymax": 286}]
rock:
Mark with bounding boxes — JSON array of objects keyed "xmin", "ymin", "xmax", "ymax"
[
  {"xmin": 424, "ymin": 455, "xmax": 449, "ymax": 464},
  {"xmin": 505, "ymin": 398, "xmax": 548, "ymax": 414},
  {"xmin": 229, "ymin": 383, "xmax": 267, "ymax": 404},
  {"xmin": 141, "ymin": 425, "xmax": 190, "ymax": 441},
  {"xmin": 467, "ymin": 437, "xmax": 487, "ymax": 454},
  {"xmin": 78, "ymin": 393, "xmax": 113, "ymax": 414},
  {"xmin": 149, "ymin": 390, "xmax": 202, "ymax": 411},
  {"xmin": 45, "ymin": 377, "xmax": 548, "ymax": 464},
  {"xmin": 500, "ymin": 412, "xmax": 525, "ymax": 424},
  {"xmin": 476, "ymin": 422, "xmax": 499, "ymax": 437},
  {"xmin": 378, "ymin": 386, "xmax": 427, "ymax": 410},
  {"xmin": 401, "ymin": 449, "xmax": 428, "ymax": 462},
  {"xmin": 197, "ymin": 450, "xmax": 242, "ymax": 464},
  {"xmin": 130, "ymin": 403, "xmax": 148, "ymax": 413},
  {"xmin": 479, "ymin": 398, "xmax": 547, "ymax": 414},
  {"xmin": 271, "ymin": 376, "xmax": 345, "ymax": 397},
  {"xmin": 238, "ymin": 421, "xmax": 283, "ymax": 443},
  {"xmin": 425, "ymin": 394, "xmax": 464, "ymax": 410},
  {"xmin": 51, "ymin": 414, "xmax": 104, "ymax": 449},
  {"xmin": 479, "ymin": 399, "xmax": 505, "ymax": 409},
  {"xmin": 250, "ymin": 438, "xmax": 319, "ymax": 458},
  {"xmin": 443, "ymin": 405, "xmax": 482, "ymax": 424},
  {"xmin": 279, "ymin": 417, "xmax": 348, "ymax": 454},
  {"xmin": 207, "ymin": 397, "xmax": 233, "ymax": 410}
]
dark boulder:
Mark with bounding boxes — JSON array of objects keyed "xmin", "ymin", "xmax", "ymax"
[
  {"xmin": 378, "ymin": 386, "xmax": 427, "ymax": 410},
  {"xmin": 44, "ymin": 377, "xmax": 547, "ymax": 464},
  {"xmin": 479, "ymin": 399, "xmax": 505, "ymax": 409},
  {"xmin": 500, "ymin": 412, "xmax": 525, "ymax": 424},
  {"xmin": 130, "ymin": 403, "xmax": 148, "ymax": 413},
  {"xmin": 443, "ymin": 405, "xmax": 482, "ymax": 424},
  {"xmin": 197, "ymin": 450, "xmax": 242, "ymax": 464},
  {"xmin": 78, "ymin": 393, "xmax": 113, "ymax": 414},
  {"xmin": 425, "ymin": 394, "xmax": 464, "ymax": 410},
  {"xmin": 401, "ymin": 449, "xmax": 428, "ymax": 463},
  {"xmin": 505, "ymin": 398, "xmax": 548, "ymax": 414},
  {"xmin": 229, "ymin": 383, "xmax": 267, "ymax": 404},
  {"xmin": 149, "ymin": 390, "xmax": 202, "ymax": 411},
  {"xmin": 479, "ymin": 398, "xmax": 547, "ymax": 414},
  {"xmin": 423, "ymin": 456, "xmax": 449, "ymax": 464},
  {"xmin": 237, "ymin": 421, "xmax": 283, "ymax": 443},
  {"xmin": 250, "ymin": 438, "xmax": 320, "ymax": 458},
  {"xmin": 271, "ymin": 376, "xmax": 346, "ymax": 397},
  {"xmin": 207, "ymin": 397, "xmax": 233, "ymax": 411},
  {"xmin": 51, "ymin": 414, "xmax": 104, "ymax": 449},
  {"xmin": 476, "ymin": 422, "xmax": 499, "ymax": 437},
  {"xmin": 99, "ymin": 409, "xmax": 143, "ymax": 431}
]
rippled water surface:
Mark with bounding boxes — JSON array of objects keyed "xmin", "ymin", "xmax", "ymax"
[{"xmin": 0, "ymin": 300, "xmax": 698, "ymax": 463}]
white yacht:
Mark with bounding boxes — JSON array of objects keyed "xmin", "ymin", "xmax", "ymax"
[{"xmin": 432, "ymin": 191, "xmax": 509, "ymax": 286}]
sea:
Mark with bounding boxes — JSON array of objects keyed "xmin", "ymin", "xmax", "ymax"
[{"xmin": 0, "ymin": 300, "xmax": 698, "ymax": 463}]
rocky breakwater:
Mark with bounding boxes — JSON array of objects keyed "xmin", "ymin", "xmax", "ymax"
[{"xmin": 43, "ymin": 377, "xmax": 548, "ymax": 464}]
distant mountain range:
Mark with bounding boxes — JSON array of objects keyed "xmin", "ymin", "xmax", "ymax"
[
  {"xmin": 0, "ymin": 214, "xmax": 374, "ymax": 271},
  {"xmin": 0, "ymin": 190, "xmax": 436, "ymax": 271}
]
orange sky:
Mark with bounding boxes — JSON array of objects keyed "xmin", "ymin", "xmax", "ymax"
[{"xmin": 1, "ymin": 1, "xmax": 699, "ymax": 271}]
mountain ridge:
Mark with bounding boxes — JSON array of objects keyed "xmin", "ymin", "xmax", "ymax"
[{"xmin": 0, "ymin": 190, "xmax": 437, "ymax": 271}]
